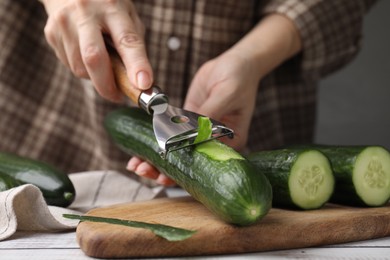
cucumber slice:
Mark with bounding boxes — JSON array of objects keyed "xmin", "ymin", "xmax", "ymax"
[
  {"xmin": 353, "ymin": 146, "xmax": 390, "ymax": 205},
  {"xmin": 289, "ymin": 151, "xmax": 334, "ymax": 209},
  {"xmin": 248, "ymin": 149, "xmax": 334, "ymax": 210}
]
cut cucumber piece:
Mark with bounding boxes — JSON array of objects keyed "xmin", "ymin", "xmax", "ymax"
[
  {"xmin": 248, "ymin": 149, "xmax": 334, "ymax": 210},
  {"xmin": 315, "ymin": 145, "xmax": 390, "ymax": 207},
  {"xmin": 289, "ymin": 151, "xmax": 334, "ymax": 209},
  {"xmin": 354, "ymin": 147, "xmax": 390, "ymax": 205}
]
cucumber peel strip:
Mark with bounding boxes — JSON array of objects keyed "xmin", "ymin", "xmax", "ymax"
[
  {"xmin": 193, "ymin": 116, "xmax": 244, "ymax": 161},
  {"xmin": 63, "ymin": 214, "xmax": 196, "ymax": 241},
  {"xmin": 193, "ymin": 116, "xmax": 212, "ymax": 144}
]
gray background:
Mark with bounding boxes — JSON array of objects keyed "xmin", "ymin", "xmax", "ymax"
[{"xmin": 315, "ymin": 0, "xmax": 390, "ymax": 149}]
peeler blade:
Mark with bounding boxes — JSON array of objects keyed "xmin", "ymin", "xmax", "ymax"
[{"xmin": 152, "ymin": 105, "xmax": 234, "ymax": 158}]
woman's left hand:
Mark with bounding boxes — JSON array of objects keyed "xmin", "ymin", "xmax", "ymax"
[{"xmin": 184, "ymin": 49, "xmax": 261, "ymax": 151}]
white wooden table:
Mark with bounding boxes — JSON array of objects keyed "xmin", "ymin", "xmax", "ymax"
[
  {"xmin": 2, "ymin": 188, "xmax": 390, "ymax": 259},
  {"xmin": 1, "ymin": 231, "xmax": 390, "ymax": 259}
]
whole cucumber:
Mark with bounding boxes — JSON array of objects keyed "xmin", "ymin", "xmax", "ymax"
[
  {"xmin": 0, "ymin": 152, "xmax": 75, "ymax": 207},
  {"xmin": 104, "ymin": 107, "xmax": 272, "ymax": 226}
]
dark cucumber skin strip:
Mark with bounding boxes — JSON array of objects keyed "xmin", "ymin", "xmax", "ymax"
[
  {"xmin": 63, "ymin": 214, "xmax": 196, "ymax": 241},
  {"xmin": 0, "ymin": 152, "xmax": 75, "ymax": 207},
  {"xmin": 104, "ymin": 108, "xmax": 272, "ymax": 226}
]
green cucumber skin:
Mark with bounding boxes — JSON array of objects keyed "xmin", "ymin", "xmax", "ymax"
[
  {"xmin": 104, "ymin": 108, "xmax": 272, "ymax": 226},
  {"xmin": 0, "ymin": 152, "xmax": 75, "ymax": 207},
  {"xmin": 248, "ymin": 149, "xmax": 312, "ymax": 209},
  {"xmin": 308, "ymin": 145, "xmax": 389, "ymax": 206}
]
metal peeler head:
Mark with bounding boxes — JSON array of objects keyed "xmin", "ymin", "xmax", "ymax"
[
  {"xmin": 139, "ymin": 86, "xmax": 234, "ymax": 159},
  {"xmin": 152, "ymin": 105, "xmax": 234, "ymax": 158}
]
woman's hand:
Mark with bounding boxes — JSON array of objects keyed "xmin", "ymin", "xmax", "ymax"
[
  {"xmin": 127, "ymin": 49, "xmax": 262, "ymax": 185},
  {"xmin": 41, "ymin": 0, "xmax": 153, "ymax": 102},
  {"xmin": 184, "ymin": 50, "xmax": 261, "ymax": 151}
]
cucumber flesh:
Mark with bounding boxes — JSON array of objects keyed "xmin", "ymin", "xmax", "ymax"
[
  {"xmin": 289, "ymin": 151, "xmax": 334, "ymax": 209},
  {"xmin": 196, "ymin": 140, "xmax": 244, "ymax": 161},
  {"xmin": 353, "ymin": 146, "xmax": 390, "ymax": 206}
]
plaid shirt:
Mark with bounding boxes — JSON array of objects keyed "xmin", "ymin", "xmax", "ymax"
[{"xmin": 0, "ymin": 0, "xmax": 376, "ymax": 174}]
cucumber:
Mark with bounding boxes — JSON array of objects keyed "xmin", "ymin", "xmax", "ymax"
[
  {"xmin": 0, "ymin": 152, "xmax": 76, "ymax": 207},
  {"xmin": 310, "ymin": 145, "xmax": 390, "ymax": 207},
  {"xmin": 104, "ymin": 107, "xmax": 272, "ymax": 226},
  {"xmin": 248, "ymin": 148, "xmax": 335, "ymax": 210}
]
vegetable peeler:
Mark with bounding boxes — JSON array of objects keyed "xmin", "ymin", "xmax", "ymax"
[{"xmin": 108, "ymin": 46, "xmax": 234, "ymax": 158}]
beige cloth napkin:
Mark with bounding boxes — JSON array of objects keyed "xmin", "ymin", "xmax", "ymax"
[{"xmin": 0, "ymin": 170, "xmax": 166, "ymax": 241}]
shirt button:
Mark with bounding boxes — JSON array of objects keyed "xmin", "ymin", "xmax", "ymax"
[{"xmin": 167, "ymin": 36, "xmax": 181, "ymax": 51}]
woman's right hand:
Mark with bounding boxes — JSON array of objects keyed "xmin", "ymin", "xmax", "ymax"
[{"xmin": 40, "ymin": 0, "xmax": 153, "ymax": 102}]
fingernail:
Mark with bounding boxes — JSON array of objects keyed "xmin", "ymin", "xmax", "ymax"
[
  {"xmin": 136, "ymin": 70, "xmax": 152, "ymax": 90},
  {"xmin": 126, "ymin": 160, "xmax": 136, "ymax": 172}
]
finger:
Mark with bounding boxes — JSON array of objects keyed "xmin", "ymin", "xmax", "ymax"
[
  {"xmin": 59, "ymin": 31, "xmax": 89, "ymax": 78},
  {"xmin": 51, "ymin": 36, "xmax": 71, "ymax": 69},
  {"xmin": 62, "ymin": 26, "xmax": 88, "ymax": 78},
  {"xmin": 45, "ymin": 4, "xmax": 88, "ymax": 78},
  {"xmin": 134, "ymin": 161, "xmax": 160, "ymax": 180},
  {"xmin": 156, "ymin": 174, "xmax": 176, "ymax": 186},
  {"xmin": 44, "ymin": 18, "xmax": 70, "ymax": 69},
  {"xmin": 127, "ymin": 157, "xmax": 174, "ymax": 185},
  {"xmin": 126, "ymin": 156, "xmax": 143, "ymax": 172},
  {"xmin": 77, "ymin": 20, "xmax": 122, "ymax": 102},
  {"xmin": 106, "ymin": 12, "xmax": 153, "ymax": 90}
]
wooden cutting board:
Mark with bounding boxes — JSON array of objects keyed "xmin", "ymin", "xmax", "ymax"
[{"xmin": 76, "ymin": 196, "xmax": 390, "ymax": 258}]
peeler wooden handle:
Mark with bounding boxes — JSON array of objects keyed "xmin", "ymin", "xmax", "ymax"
[
  {"xmin": 108, "ymin": 46, "xmax": 142, "ymax": 105},
  {"xmin": 106, "ymin": 39, "xmax": 168, "ymax": 115}
]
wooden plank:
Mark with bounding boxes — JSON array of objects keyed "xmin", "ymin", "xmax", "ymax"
[{"xmin": 76, "ymin": 196, "xmax": 390, "ymax": 258}]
